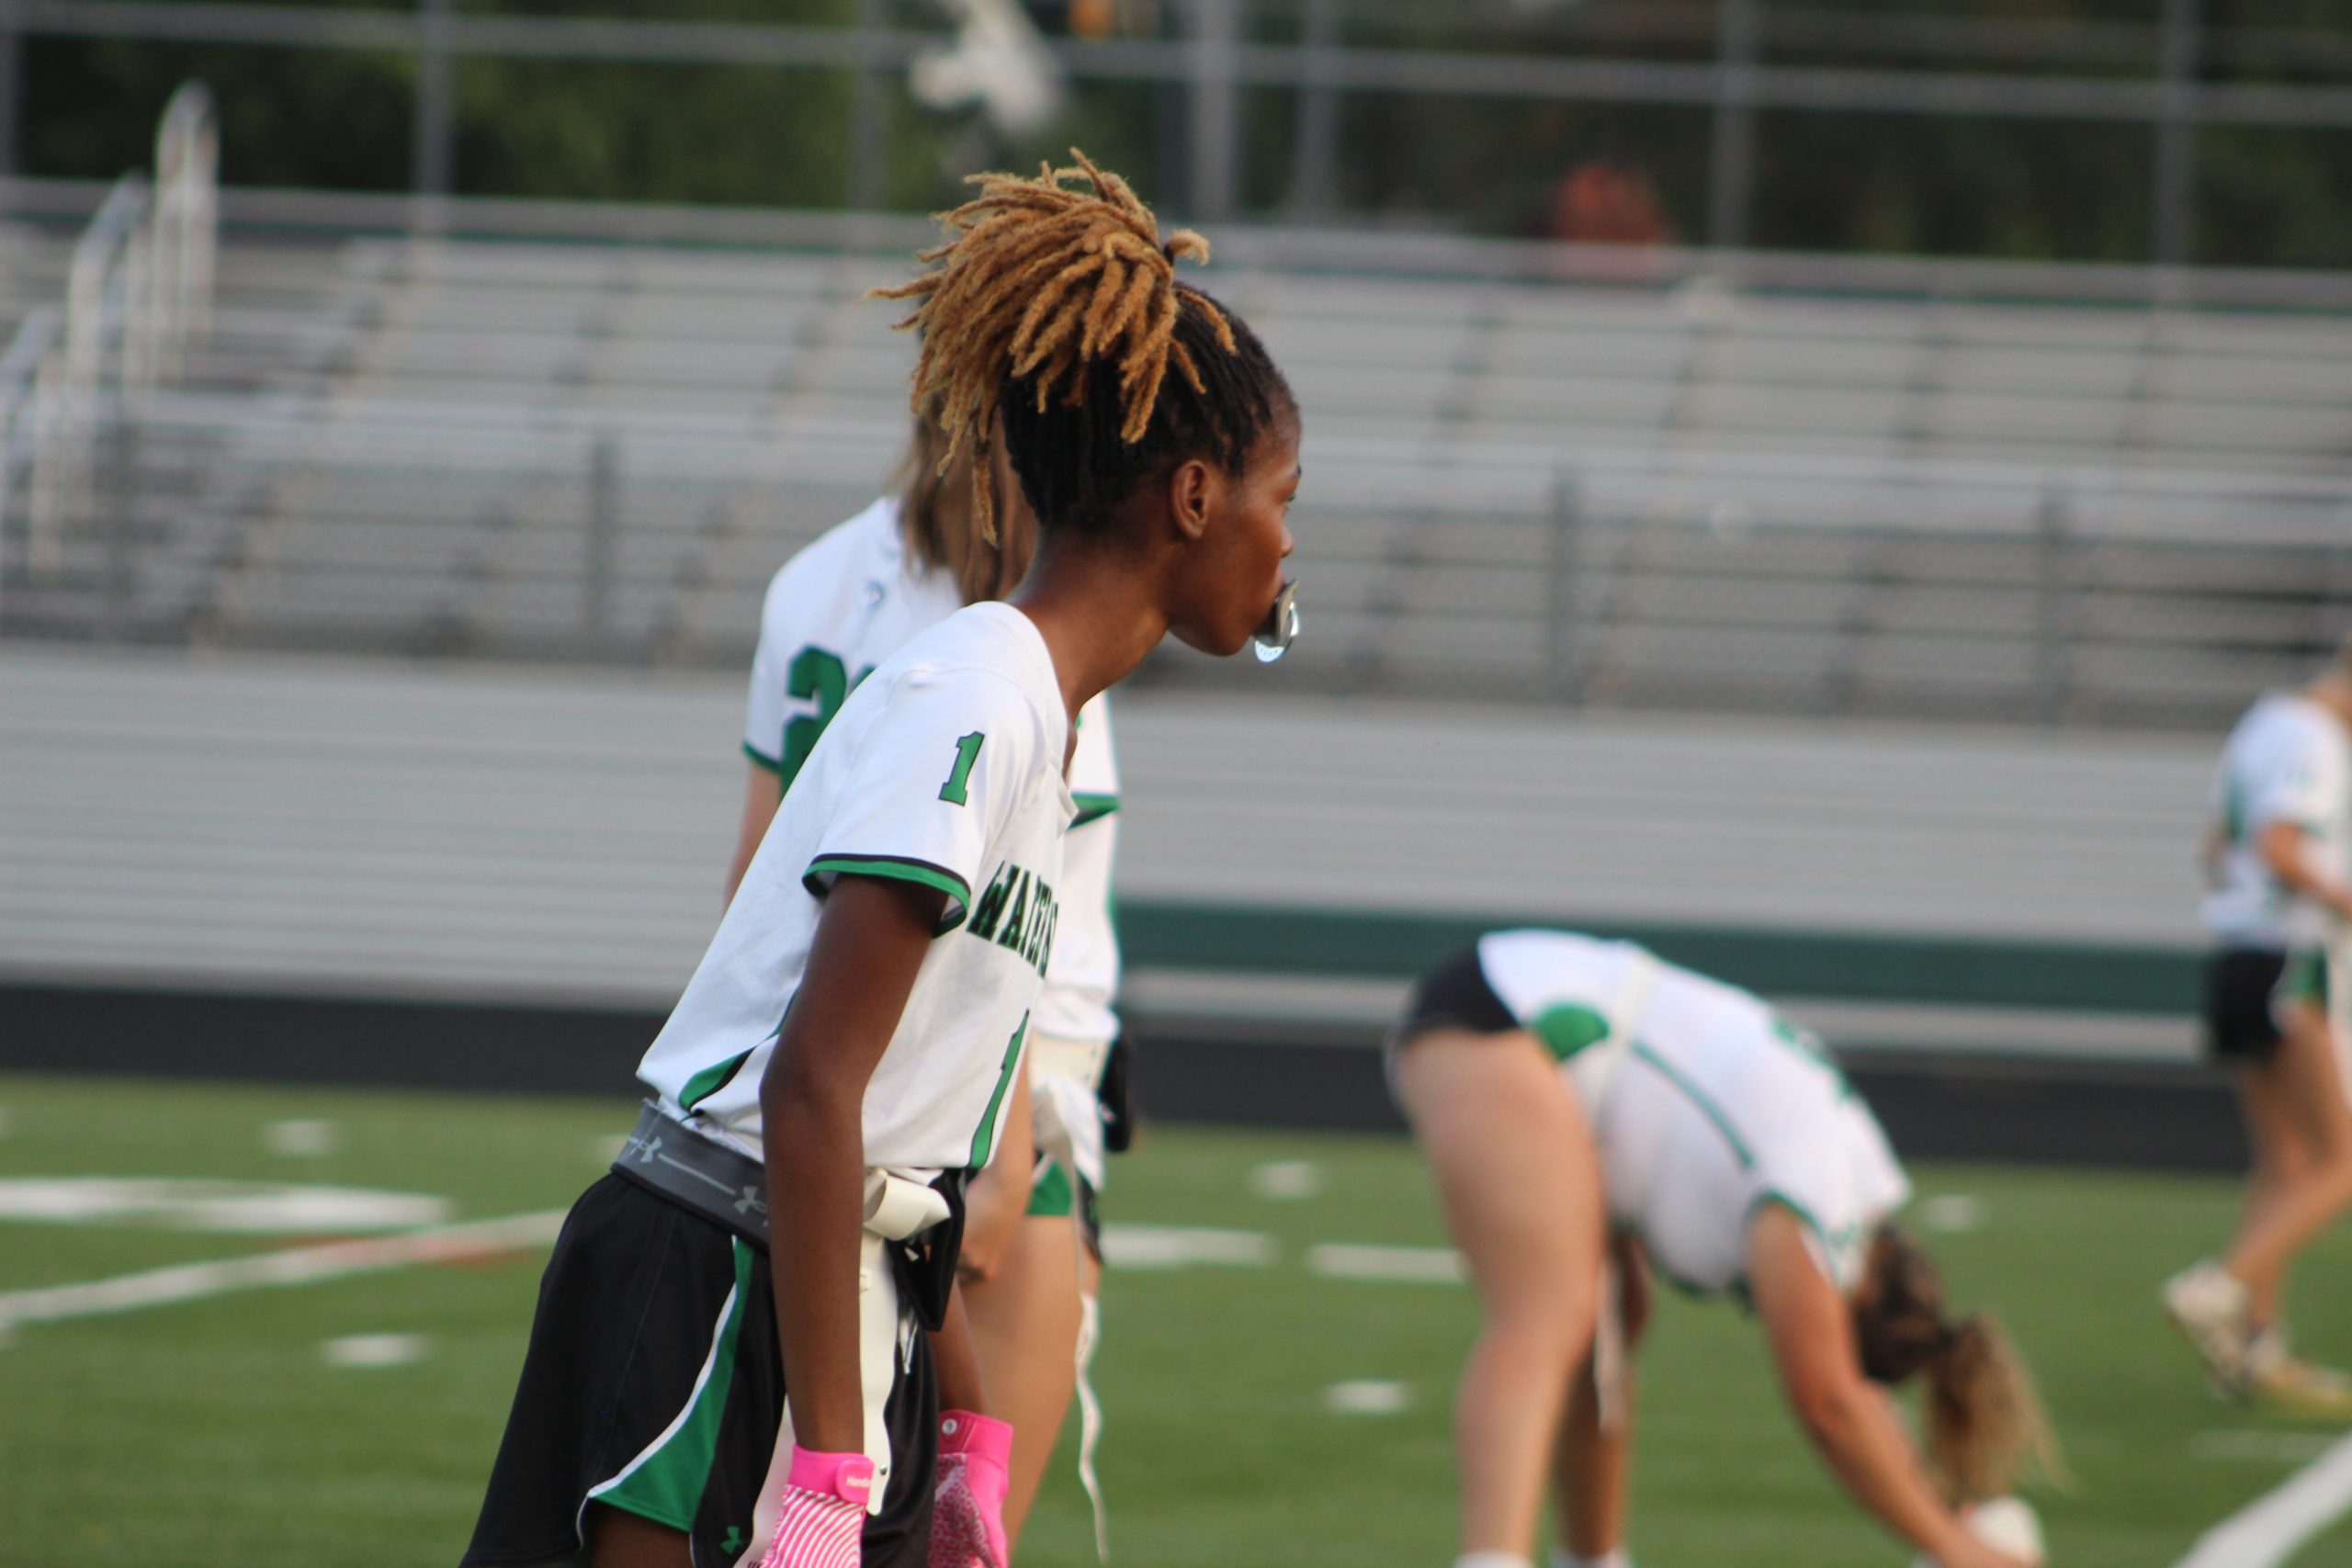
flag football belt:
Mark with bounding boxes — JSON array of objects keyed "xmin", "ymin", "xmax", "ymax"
[{"xmin": 611, "ymin": 1102, "xmax": 967, "ymax": 1331}]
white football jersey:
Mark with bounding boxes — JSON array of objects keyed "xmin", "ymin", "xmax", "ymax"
[
  {"xmin": 2203, "ymin": 693, "xmax": 2349, "ymax": 952},
  {"xmin": 1476, "ymin": 930, "xmax": 1910, "ymax": 1296},
  {"xmin": 744, "ymin": 498, "xmax": 1121, "ymax": 1048},
  {"xmin": 644, "ymin": 603, "xmax": 1074, "ymax": 1175}
]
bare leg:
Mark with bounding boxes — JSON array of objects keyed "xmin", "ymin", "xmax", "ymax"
[
  {"xmin": 2232, "ymin": 1087, "xmax": 2314, "ymax": 1328},
  {"xmin": 961, "ymin": 1212, "xmax": 1098, "ymax": 1550},
  {"xmin": 1555, "ymin": 1237, "xmax": 1648, "ymax": 1560},
  {"xmin": 1396, "ymin": 1028, "xmax": 1605, "ymax": 1562},
  {"xmin": 585, "ymin": 1505, "xmax": 692, "ymax": 1568},
  {"xmin": 2222, "ymin": 1002, "xmax": 2352, "ymax": 1318}
]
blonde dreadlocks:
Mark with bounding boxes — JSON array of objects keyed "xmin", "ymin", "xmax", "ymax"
[{"xmin": 873, "ymin": 152, "xmax": 1291, "ymax": 551}]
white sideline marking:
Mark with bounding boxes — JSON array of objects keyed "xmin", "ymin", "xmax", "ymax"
[
  {"xmin": 1323, "ymin": 1380, "xmax": 1410, "ymax": 1416},
  {"xmin": 0, "ymin": 1209, "xmax": 566, "ymax": 1335},
  {"xmin": 2192, "ymin": 1430, "xmax": 2343, "ymax": 1465},
  {"xmin": 1099, "ymin": 1224, "xmax": 1274, "ymax": 1270},
  {"xmin": 1249, "ymin": 1160, "xmax": 1325, "ymax": 1201},
  {"xmin": 263, "ymin": 1119, "xmax": 340, "ymax": 1157},
  {"xmin": 0, "ymin": 1177, "xmax": 449, "ymax": 1233},
  {"xmin": 2173, "ymin": 1431, "xmax": 2352, "ymax": 1568},
  {"xmin": 1306, "ymin": 1243, "xmax": 1465, "ymax": 1285},
  {"xmin": 322, "ymin": 1332, "xmax": 430, "ymax": 1369},
  {"xmin": 1917, "ymin": 1193, "xmax": 1984, "ymax": 1234}
]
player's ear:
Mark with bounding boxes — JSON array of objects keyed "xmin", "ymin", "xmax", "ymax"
[{"xmin": 1168, "ymin": 457, "xmax": 1215, "ymax": 544}]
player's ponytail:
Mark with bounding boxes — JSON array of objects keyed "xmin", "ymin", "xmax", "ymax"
[
  {"xmin": 873, "ymin": 151, "xmax": 1293, "ymax": 556},
  {"xmin": 893, "ymin": 413, "xmax": 1033, "ymax": 605},
  {"xmin": 1855, "ymin": 1229, "xmax": 2066, "ymax": 1504},
  {"xmin": 1922, "ymin": 1313, "xmax": 2066, "ymax": 1505}
]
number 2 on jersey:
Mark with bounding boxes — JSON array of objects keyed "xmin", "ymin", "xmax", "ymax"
[{"xmin": 938, "ymin": 731, "xmax": 986, "ymax": 806}]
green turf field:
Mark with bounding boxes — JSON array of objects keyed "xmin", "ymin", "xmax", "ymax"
[{"xmin": 2, "ymin": 1074, "xmax": 2347, "ymax": 1568}]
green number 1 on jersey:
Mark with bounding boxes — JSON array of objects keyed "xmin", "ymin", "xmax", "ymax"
[{"xmin": 938, "ymin": 731, "xmax": 986, "ymax": 806}]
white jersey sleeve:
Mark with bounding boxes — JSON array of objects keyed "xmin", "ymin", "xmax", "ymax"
[
  {"xmin": 1033, "ymin": 694, "xmax": 1121, "ymax": 1049},
  {"xmin": 806, "ymin": 661, "xmax": 1051, "ymax": 935},
  {"xmin": 2251, "ymin": 714, "xmax": 2346, "ymax": 838},
  {"xmin": 2205, "ymin": 695, "xmax": 2352, "ymax": 950}
]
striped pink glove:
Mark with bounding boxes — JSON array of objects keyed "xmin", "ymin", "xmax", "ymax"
[
  {"xmin": 928, "ymin": 1410, "xmax": 1013, "ymax": 1568},
  {"xmin": 759, "ymin": 1447, "xmax": 871, "ymax": 1568}
]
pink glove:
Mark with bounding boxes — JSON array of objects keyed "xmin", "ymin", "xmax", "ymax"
[
  {"xmin": 758, "ymin": 1446, "xmax": 872, "ymax": 1568},
  {"xmin": 928, "ymin": 1410, "xmax": 1014, "ymax": 1568}
]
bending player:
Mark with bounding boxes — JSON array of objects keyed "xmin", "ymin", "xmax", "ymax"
[
  {"xmin": 461, "ymin": 154, "xmax": 1299, "ymax": 1568},
  {"xmin": 2165, "ymin": 634, "xmax": 2352, "ymax": 1416},
  {"xmin": 728, "ymin": 412, "xmax": 1126, "ymax": 1551},
  {"xmin": 1393, "ymin": 930, "xmax": 2062, "ymax": 1568}
]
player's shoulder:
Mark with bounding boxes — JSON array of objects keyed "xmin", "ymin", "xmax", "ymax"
[
  {"xmin": 2244, "ymin": 693, "xmax": 2342, "ymax": 761},
  {"xmin": 866, "ymin": 604, "xmax": 1063, "ymax": 737},
  {"xmin": 760, "ymin": 497, "xmax": 902, "ymax": 621}
]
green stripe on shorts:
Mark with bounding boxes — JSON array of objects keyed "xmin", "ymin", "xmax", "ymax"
[
  {"xmin": 2280, "ymin": 949, "xmax": 2334, "ymax": 1010},
  {"xmin": 588, "ymin": 1239, "xmax": 756, "ymax": 1530}
]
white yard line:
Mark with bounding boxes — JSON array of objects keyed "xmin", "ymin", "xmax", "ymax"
[
  {"xmin": 1306, "ymin": 1242, "xmax": 1465, "ymax": 1285},
  {"xmin": 0, "ymin": 1209, "xmax": 566, "ymax": 1334},
  {"xmin": 2174, "ymin": 1431, "xmax": 2352, "ymax": 1568}
]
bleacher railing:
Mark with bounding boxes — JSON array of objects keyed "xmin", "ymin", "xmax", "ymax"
[
  {"xmin": 1, "ymin": 84, "xmax": 217, "ymax": 587},
  {"xmin": 15, "ymin": 381, "xmax": 2338, "ymax": 729},
  {"xmin": 0, "ymin": 306, "xmax": 63, "ymax": 586}
]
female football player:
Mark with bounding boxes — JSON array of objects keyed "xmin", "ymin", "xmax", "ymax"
[
  {"xmin": 2165, "ymin": 636, "xmax": 2352, "ymax": 1416},
  {"xmin": 462, "ymin": 153, "xmax": 1298, "ymax": 1568},
  {"xmin": 1395, "ymin": 930, "xmax": 2060, "ymax": 1568},
  {"xmin": 727, "ymin": 413, "xmax": 1125, "ymax": 1550}
]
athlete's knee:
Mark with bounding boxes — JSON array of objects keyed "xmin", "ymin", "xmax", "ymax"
[
  {"xmin": 2310, "ymin": 1129, "xmax": 2352, "ymax": 1204},
  {"xmin": 1478, "ymin": 1303, "xmax": 1591, "ymax": 1379}
]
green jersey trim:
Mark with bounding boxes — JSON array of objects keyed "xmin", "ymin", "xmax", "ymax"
[
  {"xmin": 680, "ymin": 1049, "xmax": 754, "ymax": 1112},
  {"xmin": 742, "ymin": 739, "xmax": 784, "ymax": 774},
  {"xmin": 1631, "ymin": 1040, "xmax": 1755, "ymax": 1171},
  {"xmin": 585, "ymin": 1238, "xmax": 755, "ymax": 1530},
  {"xmin": 1070, "ymin": 793, "xmax": 1121, "ymax": 829},
  {"xmin": 802, "ymin": 855, "xmax": 971, "ymax": 935}
]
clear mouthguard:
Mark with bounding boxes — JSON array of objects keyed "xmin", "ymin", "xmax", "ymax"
[{"xmin": 1252, "ymin": 581, "xmax": 1300, "ymax": 663}]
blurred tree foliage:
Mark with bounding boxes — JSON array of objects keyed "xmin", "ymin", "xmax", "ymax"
[{"xmin": 19, "ymin": 0, "xmax": 2352, "ymax": 265}]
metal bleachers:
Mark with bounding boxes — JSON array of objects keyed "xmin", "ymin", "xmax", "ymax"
[{"xmin": 6, "ymin": 211, "xmax": 2349, "ymax": 730}]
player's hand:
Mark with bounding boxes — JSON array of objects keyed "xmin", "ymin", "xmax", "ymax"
[
  {"xmin": 758, "ymin": 1447, "xmax": 870, "ymax": 1568},
  {"xmin": 1927, "ymin": 1530, "xmax": 2041, "ymax": 1568},
  {"xmin": 928, "ymin": 1410, "xmax": 1014, "ymax": 1568},
  {"xmin": 756, "ymin": 1486, "xmax": 862, "ymax": 1568}
]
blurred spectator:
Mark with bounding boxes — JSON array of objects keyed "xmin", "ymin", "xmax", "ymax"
[{"xmin": 1548, "ymin": 158, "xmax": 1674, "ymax": 246}]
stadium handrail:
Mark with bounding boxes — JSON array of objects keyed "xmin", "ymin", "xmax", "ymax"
[
  {"xmin": 0, "ymin": 306, "xmax": 64, "ymax": 588},
  {"xmin": 9, "ymin": 177, "xmax": 2352, "ymax": 312}
]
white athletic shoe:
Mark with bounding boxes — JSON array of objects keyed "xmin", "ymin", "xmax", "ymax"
[
  {"xmin": 2162, "ymin": 1260, "xmax": 2255, "ymax": 1395},
  {"xmin": 2246, "ymin": 1328, "xmax": 2352, "ymax": 1421}
]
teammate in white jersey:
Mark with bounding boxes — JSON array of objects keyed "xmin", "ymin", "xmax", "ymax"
[
  {"xmin": 463, "ymin": 154, "xmax": 1299, "ymax": 1568},
  {"xmin": 727, "ymin": 415, "xmax": 1126, "ymax": 1551},
  {"xmin": 2164, "ymin": 635, "xmax": 2352, "ymax": 1416},
  {"xmin": 1393, "ymin": 931, "xmax": 2060, "ymax": 1568}
]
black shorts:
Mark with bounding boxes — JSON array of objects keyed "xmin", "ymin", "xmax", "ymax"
[
  {"xmin": 461, "ymin": 1175, "xmax": 934, "ymax": 1568},
  {"xmin": 1395, "ymin": 943, "xmax": 1519, "ymax": 1043},
  {"xmin": 2204, "ymin": 946, "xmax": 2333, "ymax": 1063}
]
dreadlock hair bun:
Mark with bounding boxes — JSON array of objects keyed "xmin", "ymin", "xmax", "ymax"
[{"xmin": 873, "ymin": 151, "xmax": 1294, "ymax": 550}]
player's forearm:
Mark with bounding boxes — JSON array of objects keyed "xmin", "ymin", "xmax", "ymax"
[
  {"xmin": 765, "ymin": 1079, "xmax": 870, "ymax": 1455},
  {"xmin": 2259, "ymin": 823, "xmax": 2352, "ymax": 914},
  {"xmin": 1555, "ymin": 1355, "xmax": 1633, "ymax": 1556},
  {"xmin": 1799, "ymin": 1379, "xmax": 1975, "ymax": 1564}
]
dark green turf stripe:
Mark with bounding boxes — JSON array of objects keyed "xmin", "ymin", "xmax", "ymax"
[{"xmin": 1115, "ymin": 900, "xmax": 2199, "ymax": 1014}]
